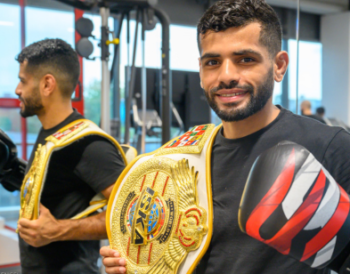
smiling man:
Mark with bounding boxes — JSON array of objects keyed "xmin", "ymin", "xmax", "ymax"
[
  {"xmin": 198, "ymin": 20, "xmax": 286, "ymax": 138},
  {"xmin": 100, "ymin": 1, "xmax": 350, "ymax": 274}
]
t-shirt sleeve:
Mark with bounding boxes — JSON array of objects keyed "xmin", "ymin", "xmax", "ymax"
[
  {"xmin": 75, "ymin": 137, "xmax": 126, "ymax": 194},
  {"xmin": 322, "ymin": 129, "xmax": 350, "ymax": 193}
]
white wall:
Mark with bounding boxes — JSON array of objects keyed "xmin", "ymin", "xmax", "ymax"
[{"xmin": 321, "ymin": 12, "xmax": 350, "ymax": 125}]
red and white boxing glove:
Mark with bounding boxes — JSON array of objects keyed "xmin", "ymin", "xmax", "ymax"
[{"xmin": 239, "ymin": 141, "xmax": 350, "ymax": 273}]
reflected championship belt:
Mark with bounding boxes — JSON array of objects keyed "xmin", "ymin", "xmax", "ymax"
[
  {"xmin": 20, "ymin": 119, "xmax": 127, "ymax": 221},
  {"xmin": 107, "ymin": 124, "xmax": 219, "ymax": 274}
]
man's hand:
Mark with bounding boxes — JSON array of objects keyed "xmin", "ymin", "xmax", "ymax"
[
  {"xmin": 18, "ymin": 203, "xmax": 63, "ymax": 247},
  {"xmin": 100, "ymin": 246, "xmax": 126, "ymax": 274},
  {"xmin": 18, "ymin": 184, "xmax": 116, "ymax": 246}
]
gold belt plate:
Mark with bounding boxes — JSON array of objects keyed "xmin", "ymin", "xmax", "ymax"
[
  {"xmin": 111, "ymin": 157, "xmax": 207, "ymax": 274},
  {"xmin": 20, "ymin": 144, "xmax": 47, "ymax": 220}
]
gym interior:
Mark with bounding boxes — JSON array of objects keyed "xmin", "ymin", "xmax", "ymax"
[{"xmin": 0, "ymin": 0, "xmax": 349, "ymax": 273}]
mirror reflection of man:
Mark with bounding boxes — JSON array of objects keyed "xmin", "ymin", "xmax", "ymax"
[
  {"xmin": 6, "ymin": 38, "xmax": 126, "ymax": 274},
  {"xmin": 100, "ymin": 1, "xmax": 350, "ymax": 273}
]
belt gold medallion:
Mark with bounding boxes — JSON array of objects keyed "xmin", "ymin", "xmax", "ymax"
[{"xmin": 111, "ymin": 157, "xmax": 207, "ymax": 274}]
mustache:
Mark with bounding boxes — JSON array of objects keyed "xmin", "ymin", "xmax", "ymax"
[{"xmin": 209, "ymin": 81, "xmax": 254, "ymax": 95}]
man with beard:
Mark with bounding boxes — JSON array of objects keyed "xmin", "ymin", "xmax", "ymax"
[
  {"xmin": 2, "ymin": 38, "xmax": 126, "ymax": 274},
  {"xmin": 100, "ymin": 1, "xmax": 350, "ymax": 274}
]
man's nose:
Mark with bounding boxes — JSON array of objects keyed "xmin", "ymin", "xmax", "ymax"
[
  {"xmin": 217, "ymin": 59, "xmax": 240, "ymax": 86},
  {"xmin": 15, "ymin": 85, "xmax": 21, "ymax": 96}
]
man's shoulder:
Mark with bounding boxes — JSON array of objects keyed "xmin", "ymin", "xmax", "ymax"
[
  {"xmin": 307, "ymin": 114, "xmax": 326, "ymax": 124},
  {"xmin": 50, "ymin": 115, "xmax": 121, "ymax": 159},
  {"xmin": 280, "ymin": 108, "xmax": 342, "ymax": 136},
  {"xmin": 268, "ymin": 108, "xmax": 349, "ymax": 158},
  {"xmin": 77, "ymin": 135, "xmax": 118, "ymax": 152}
]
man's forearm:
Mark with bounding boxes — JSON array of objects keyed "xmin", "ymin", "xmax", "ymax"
[{"xmin": 56, "ymin": 211, "xmax": 108, "ymax": 241}]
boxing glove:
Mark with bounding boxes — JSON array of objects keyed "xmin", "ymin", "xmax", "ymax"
[
  {"xmin": 0, "ymin": 129, "xmax": 26, "ymax": 191},
  {"xmin": 0, "ymin": 138, "xmax": 10, "ymax": 172},
  {"xmin": 239, "ymin": 141, "xmax": 350, "ymax": 273}
]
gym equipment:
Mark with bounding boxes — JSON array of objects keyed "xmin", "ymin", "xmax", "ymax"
[{"xmin": 56, "ymin": 0, "xmax": 172, "ymax": 153}]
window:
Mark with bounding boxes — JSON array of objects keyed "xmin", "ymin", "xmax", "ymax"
[
  {"xmin": 116, "ymin": 22, "xmax": 202, "ymax": 137},
  {"xmin": 272, "ymin": 80, "xmax": 282, "ymax": 106},
  {"xmin": 288, "ymin": 40, "xmax": 323, "ymax": 113},
  {"xmin": 0, "ymin": 3, "xmax": 21, "ymax": 210},
  {"xmin": 26, "ymin": 7, "xmax": 74, "ymax": 46},
  {"xmin": 0, "ymin": 3, "xmax": 20, "ymax": 98},
  {"xmin": 170, "ymin": 25, "xmax": 199, "ymax": 72}
]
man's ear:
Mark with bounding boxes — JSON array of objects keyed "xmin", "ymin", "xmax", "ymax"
[
  {"xmin": 40, "ymin": 74, "xmax": 56, "ymax": 97},
  {"xmin": 274, "ymin": 51, "xmax": 289, "ymax": 82}
]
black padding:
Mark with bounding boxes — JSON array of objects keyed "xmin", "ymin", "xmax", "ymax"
[
  {"xmin": 0, "ymin": 139, "xmax": 9, "ymax": 172},
  {"xmin": 0, "ymin": 129, "xmax": 26, "ymax": 191},
  {"xmin": 0, "ymin": 129, "xmax": 18, "ymax": 169},
  {"xmin": 0, "ymin": 157, "xmax": 27, "ymax": 192}
]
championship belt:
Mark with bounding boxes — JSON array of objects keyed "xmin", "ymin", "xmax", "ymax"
[
  {"xmin": 19, "ymin": 119, "xmax": 127, "ymax": 221},
  {"xmin": 107, "ymin": 124, "xmax": 220, "ymax": 274}
]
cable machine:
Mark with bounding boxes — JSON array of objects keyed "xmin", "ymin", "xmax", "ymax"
[{"xmin": 56, "ymin": 0, "xmax": 172, "ymax": 153}]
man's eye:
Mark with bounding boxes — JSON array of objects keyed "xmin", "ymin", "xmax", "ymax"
[
  {"xmin": 206, "ymin": 60, "xmax": 218, "ymax": 66},
  {"xmin": 241, "ymin": 57, "xmax": 254, "ymax": 63}
]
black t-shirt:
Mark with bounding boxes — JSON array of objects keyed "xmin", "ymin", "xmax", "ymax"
[
  {"xmin": 304, "ymin": 114, "xmax": 327, "ymax": 124},
  {"xmin": 197, "ymin": 107, "xmax": 350, "ymax": 274},
  {"xmin": 19, "ymin": 111, "xmax": 125, "ymax": 274}
]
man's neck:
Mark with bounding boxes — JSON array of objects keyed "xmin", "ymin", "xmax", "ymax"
[
  {"xmin": 303, "ymin": 110, "xmax": 312, "ymax": 115},
  {"xmin": 221, "ymin": 103, "xmax": 280, "ymax": 139},
  {"xmin": 37, "ymin": 103, "xmax": 74, "ymax": 130}
]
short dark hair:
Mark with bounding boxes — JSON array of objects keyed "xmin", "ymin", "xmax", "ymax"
[
  {"xmin": 197, "ymin": 0, "xmax": 282, "ymax": 58},
  {"xmin": 16, "ymin": 39, "xmax": 80, "ymax": 98},
  {"xmin": 316, "ymin": 106, "xmax": 325, "ymax": 115}
]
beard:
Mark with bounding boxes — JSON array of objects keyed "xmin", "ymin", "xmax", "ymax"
[
  {"xmin": 19, "ymin": 87, "xmax": 44, "ymax": 118},
  {"xmin": 204, "ymin": 68, "xmax": 274, "ymax": 122}
]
